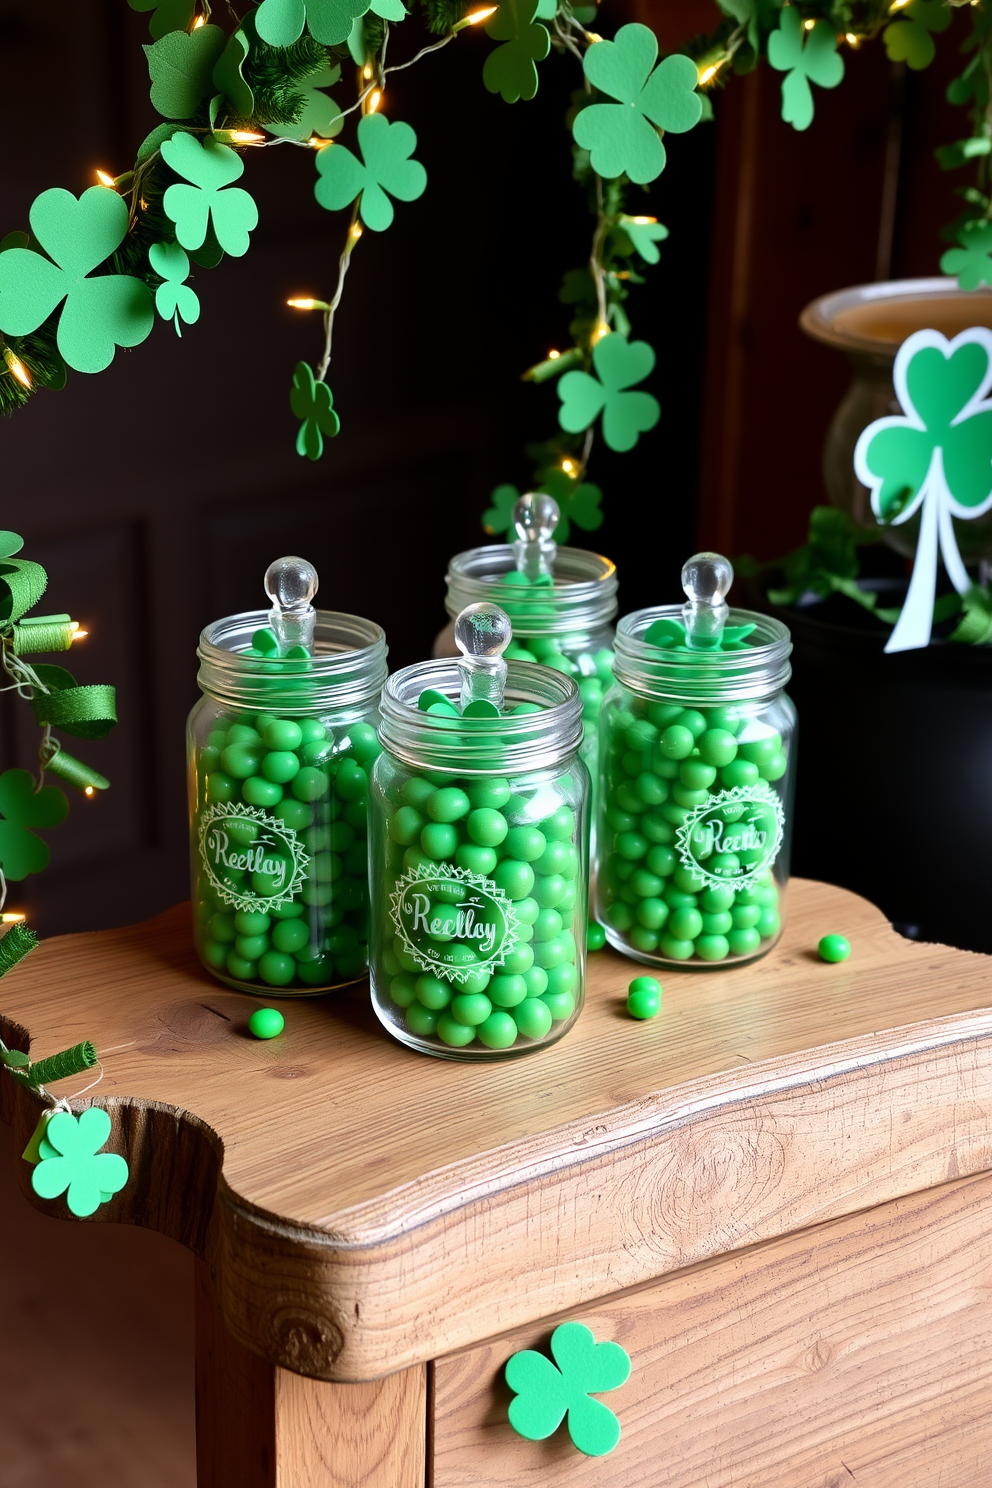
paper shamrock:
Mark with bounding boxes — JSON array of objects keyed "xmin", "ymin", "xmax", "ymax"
[
  {"xmin": 255, "ymin": 0, "xmax": 372, "ymax": 48},
  {"xmin": 291, "ymin": 361, "xmax": 340, "ymax": 459},
  {"xmin": 883, "ymin": 0, "xmax": 951, "ymax": 71},
  {"xmin": 619, "ymin": 217, "xmax": 669, "ymax": 265},
  {"xmin": 940, "ymin": 222, "xmax": 992, "ymax": 291},
  {"xmin": 144, "ymin": 24, "xmax": 226, "ymax": 119},
  {"xmin": 854, "ymin": 327, "xmax": 992, "ymax": 653},
  {"xmin": 572, "ymin": 25, "xmax": 702, "ymax": 185},
  {"xmin": 483, "ymin": 0, "xmax": 550, "ymax": 105},
  {"xmin": 161, "ymin": 134, "xmax": 259, "ymax": 257},
  {"xmin": 0, "ymin": 768, "xmax": 69, "ymax": 880},
  {"xmin": 0, "ymin": 188, "xmax": 155, "ymax": 374},
  {"xmin": 558, "ymin": 332, "xmax": 660, "ymax": 452},
  {"xmin": 30, "ymin": 1107, "xmax": 129, "ymax": 1218},
  {"xmin": 213, "ymin": 30, "xmax": 255, "ymax": 119},
  {"xmin": 483, "ymin": 475, "xmax": 603, "ymax": 543},
  {"xmin": 314, "ymin": 114, "xmax": 426, "ymax": 231},
  {"xmin": 767, "ymin": 9, "xmax": 844, "ymax": 132},
  {"xmin": 128, "ymin": 0, "xmax": 195, "ymax": 38},
  {"xmin": 265, "ymin": 64, "xmax": 343, "ymax": 141},
  {"xmin": 505, "ymin": 1322, "xmax": 631, "ymax": 1457},
  {"xmin": 148, "ymin": 241, "xmax": 200, "ymax": 335}
]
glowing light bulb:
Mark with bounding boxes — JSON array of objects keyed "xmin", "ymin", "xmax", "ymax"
[
  {"xmin": 308, "ymin": 135, "xmax": 331, "ymax": 148},
  {"xmin": 350, "ymin": 222, "xmax": 364, "ymax": 241},
  {"xmin": 288, "ymin": 297, "xmax": 317, "ymax": 310},
  {"xmin": 193, "ymin": 13, "xmax": 206, "ymax": 26},
  {"xmin": 561, "ymin": 458, "xmax": 577, "ymax": 475},
  {"xmin": 889, "ymin": 0, "xmax": 911, "ymax": 8},
  {"xmin": 464, "ymin": 6, "xmax": 497, "ymax": 23},
  {"xmin": 3, "ymin": 349, "xmax": 32, "ymax": 389},
  {"xmin": 586, "ymin": 31, "xmax": 603, "ymax": 42},
  {"xmin": 548, "ymin": 349, "xmax": 561, "ymax": 360},
  {"xmin": 367, "ymin": 89, "xmax": 382, "ymax": 113},
  {"xmin": 96, "ymin": 169, "xmax": 116, "ymax": 188},
  {"xmin": 1, "ymin": 911, "xmax": 26, "ymax": 923},
  {"xmin": 84, "ymin": 786, "xmax": 96, "ymax": 797},
  {"xmin": 630, "ymin": 215, "xmax": 657, "ymax": 225},
  {"xmin": 845, "ymin": 31, "xmax": 860, "ymax": 45},
  {"xmin": 593, "ymin": 322, "xmax": 610, "ymax": 341},
  {"xmin": 803, "ymin": 16, "xmax": 815, "ymax": 28},
  {"xmin": 229, "ymin": 130, "xmax": 264, "ymax": 143},
  {"xmin": 697, "ymin": 62, "xmax": 721, "ymax": 85},
  {"xmin": 362, "ymin": 63, "xmax": 374, "ymax": 79},
  {"xmin": 69, "ymin": 622, "xmax": 88, "ymax": 643}
]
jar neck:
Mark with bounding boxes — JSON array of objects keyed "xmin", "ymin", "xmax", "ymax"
[
  {"xmin": 197, "ymin": 610, "xmax": 387, "ymax": 714},
  {"xmin": 613, "ymin": 607, "xmax": 792, "ymax": 705},
  {"xmin": 445, "ymin": 545, "xmax": 618, "ymax": 636},
  {"xmin": 378, "ymin": 659, "xmax": 582, "ymax": 774}
]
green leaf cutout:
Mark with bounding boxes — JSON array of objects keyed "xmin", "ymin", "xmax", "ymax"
[
  {"xmin": 0, "ymin": 532, "xmax": 24, "ymax": 558},
  {"xmin": 483, "ymin": 0, "xmax": 550, "ymax": 104},
  {"xmin": 619, "ymin": 217, "xmax": 669, "ymax": 264},
  {"xmin": 128, "ymin": 0, "xmax": 195, "ymax": 38},
  {"xmin": 314, "ymin": 113, "xmax": 426, "ymax": 231},
  {"xmin": 256, "ymin": 0, "xmax": 372, "ymax": 48},
  {"xmin": 558, "ymin": 332, "xmax": 660, "ymax": 452},
  {"xmin": 767, "ymin": 8, "xmax": 843, "ymax": 131},
  {"xmin": 940, "ymin": 221, "xmax": 992, "ymax": 291},
  {"xmin": 161, "ymin": 134, "xmax": 259, "ymax": 257},
  {"xmin": 31, "ymin": 1107, "xmax": 129, "ymax": 1218},
  {"xmin": 149, "ymin": 241, "xmax": 200, "ymax": 336},
  {"xmin": 0, "ymin": 768, "xmax": 68, "ymax": 881},
  {"xmin": 483, "ymin": 473, "xmax": 603, "ymax": 544},
  {"xmin": 145, "ymin": 24, "xmax": 227, "ymax": 119},
  {"xmin": 572, "ymin": 25, "xmax": 701, "ymax": 184},
  {"xmin": 291, "ymin": 361, "xmax": 340, "ymax": 459},
  {"xmin": 264, "ymin": 64, "xmax": 343, "ymax": 141},
  {"xmin": 506, "ymin": 1322, "xmax": 630, "ymax": 1457},
  {"xmin": 0, "ymin": 188, "xmax": 155, "ymax": 373},
  {"xmin": 212, "ymin": 30, "xmax": 255, "ymax": 118},
  {"xmin": 883, "ymin": 0, "xmax": 951, "ymax": 71}
]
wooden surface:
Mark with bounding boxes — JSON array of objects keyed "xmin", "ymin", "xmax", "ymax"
[
  {"xmin": 433, "ymin": 1171, "xmax": 992, "ymax": 1487},
  {"xmin": 1, "ymin": 880, "xmax": 991, "ymax": 1380}
]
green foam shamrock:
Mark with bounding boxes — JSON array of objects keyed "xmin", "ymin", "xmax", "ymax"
[
  {"xmin": 572, "ymin": 25, "xmax": 701, "ymax": 184},
  {"xmin": 161, "ymin": 134, "xmax": 259, "ymax": 257},
  {"xmin": 558, "ymin": 332, "xmax": 660, "ymax": 452},
  {"xmin": 854, "ymin": 327, "xmax": 992, "ymax": 653},
  {"xmin": 264, "ymin": 64, "xmax": 343, "ymax": 141},
  {"xmin": 128, "ymin": 0, "xmax": 195, "ymax": 38},
  {"xmin": 0, "ymin": 188, "xmax": 155, "ymax": 374},
  {"xmin": 505, "ymin": 1322, "xmax": 630, "ymax": 1457},
  {"xmin": 883, "ymin": 0, "xmax": 951, "ymax": 71},
  {"xmin": 0, "ymin": 768, "xmax": 69, "ymax": 881},
  {"xmin": 148, "ymin": 241, "xmax": 200, "ymax": 336},
  {"xmin": 291, "ymin": 361, "xmax": 340, "ymax": 459},
  {"xmin": 483, "ymin": 474, "xmax": 603, "ymax": 544},
  {"xmin": 619, "ymin": 216, "xmax": 669, "ymax": 264},
  {"xmin": 255, "ymin": 0, "xmax": 372, "ymax": 48},
  {"xmin": 767, "ymin": 8, "xmax": 843, "ymax": 132},
  {"xmin": 314, "ymin": 114, "xmax": 426, "ymax": 231},
  {"xmin": 483, "ymin": 0, "xmax": 550, "ymax": 104},
  {"xmin": 940, "ymin": 222, "xmax": 992, "ymax": 291},
  {"xmin": 145, "ymin": 24, "xmax": 226, "ymax": 119},
  {"xmin": 30, "ymin": 1107, "xmax": 129, "ymax": 1218},
  {"xmin": 213, "ymin": 30, "xmax": 255, "ymax": 119}
]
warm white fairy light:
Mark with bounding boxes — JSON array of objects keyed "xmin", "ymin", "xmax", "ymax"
[
  {"xmin": 3, "ymin": 348, "xmax": 31, "ymax": 388},
  {"xmin": 96, "ymin": 169, "xmax": 116, "ymax": 187}
]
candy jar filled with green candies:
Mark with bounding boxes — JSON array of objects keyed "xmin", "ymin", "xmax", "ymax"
[
  {"xmin": 188, "ymin": 557, "xmax": 387, "ymax": 996},
  {"xmin": 440, "ymin": 494, "xmax": 617, "ymax": 786},
  {"xmin": 369, "ymin": 601, "xmax": 588, "ymax": 1060},
  {"xmin": 595, "ymin": 553, "xmax": 795, "ymax": 968}
]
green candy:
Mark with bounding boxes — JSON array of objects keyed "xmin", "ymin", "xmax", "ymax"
[
  {"xmin": 292, "ymin": 767, "xmax": 329, "ymax": 801},
  {"xmin": 477, "ymin": 1011, "xmax": 518, "ymax": 1049},
  {"xmin": 248, "ymin": 1007, "xmax": 285, "ymax": 1039},
  {"xmin": 513, "ymin": 997, "xmax": 553, "ymax": 1039},
  {"xmin": 587, "ymin": 922, "xmax": 607, "ymax": 951},
  {"xmin": 467, "ymin": 777, "xmax": 511, "ymax": 810},
  {"xmin": 467, "ymin": 808, "xmax": 508, "ymax": 847},
  {"xmin": 451, "ymin": 992, "xmax": 493, "ymax": 1026},
  {"xmin": 226, "ymin": 953, "xmax": 258, "ymax": 980},
  {"xmin": 728, "ymin": 927, "xmax": 761, "ymax": 957},
  {"xmin": 263, "ymin": 719, "xmax": 303, "ymax": 751},
  {"xmin": 407, "ymin": 1003, "xmax": 442, "ymax": 1038},
  {"xmin": 818, "ymin": 933, "xmax": 850, "ymax": 962},
  {"xmin": 626, "ymin": 975, "xmax": 662, "ymax": 1020},
  {"xmin": 272, "ymin": 919, "xmax": 310, "ymax": 954},
  {"xmin": 696, "ymin": 728, "xmax": 737, "ymax": 767},
  {"xmin": 454, "ymin": 843, "xmax": 497, "ymax": 874},
  {"xmin": 415, "ymin": 973, "xmax": 452, "ymax": 1010},
  {"xmin": 258, "ymin": 951, "xmax": 296, "ymax": 986},
  {"xmin": 421, "ymin": 822, "xmax": 458, "ymax": 860},
  {"xmin": 505, "ymin": 826, "xmax": 546, "ymax": 862},
  {"xmin": 488, "ymin": 973, "xmax": 528, "ymax": 1007},
  {"xmin": 235, "ymin": 910, "xmax": 270, "ymax": 935},
  {"xmin": 658, "ymin": 725, "xmax": 694, "ymax": 760},
  {"xmin": 390, "ymin": 973, "xmax": 418, "ymax": 1007},
  {"xmin": 493, "ymin": 858, "xmax": 535, "ymax": 900},
  {"xmin": 427, "ymin": 787, "xmax": 471, "ymax": 823},
  {"xmin": 262, "ymin": 750, "xmax": 300, "ymax": 784},
  {"xmin": 695, "ymin": 934, "xmax": 731, "ymax": 962},
  {"xmin": 541, "ymin": 989, "xmax": 575, "ymax": 1021},
  {"xmin": 207, "ymin": 772, "xmax": 238, "ymax": 803}
]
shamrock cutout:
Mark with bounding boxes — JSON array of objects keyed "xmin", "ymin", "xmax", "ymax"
[
  {"xmin": 0, "ymin": 188, "xmax": 154, "ymax": 374},
  {"xmin": 940, "ymin": 222, "xmax": 992, "ymax": 291},
  {"xmin": 883, "ymin": 0, "xmax": 951, "ymax": 71},
  {"xmin": 572, "ymin": 25, "xmax": 701, "ymax": 184},
  {"xmin": 162, "ymin": 134, "xmax": 259, "ymax": 257},
  {"xmin": 128, "ymin": 0, "xmax": 194, "ymax": 38},
  {"xmin": 0, "ymin": 768, "xmax": 69, "ymax": 880},
  {"xmin": 482, "ymin": 475, "xmax": 603, "ymax": 543},
  {"xmin": 255, "ymin": 0, "xmax": 372, "ymax": 48},
  {"xmin": 314, "ymin": 114, "xmax": 426, "ymax": 231},
  {"xmin": 767, "ymin": 9, "xmax": 844, "ymax": 132},
  {"xmin": 619, "ymin": 216, "xmax": 669, "ymax": 265},
  {"xmin": 265, "ymin": 64, "xmax": 343, "ymax": 141},
  {"xmin": 291, "ymin": 361, "xmax": 340, "ymax": 459},
  {"xmin": 0, "ymin": 532, "xmax": 24, "ymax": 559},
  {"xmin": 558, "ymin": 332, "xmax": 660, "ymax": 452},
  {"xmin": 506, "ymin": 1322, "xmax": 630, "ymax": 1457},
  {"xmin": 483, "ymin": 0, "xmax": 550, "ymax": 105},
  {"xmin": 213, "ymin": 30, "xmax": 255, "ymax": 119},
  {"xmin": 31, "ymin": 1107, "xmax": 129, "ymax": 1218},
  {"xmin": 149, "ymin": 241, "xmax": 200, "ymax": 336},
  {"xmin": 854, "ymin": 327, "xmax": 992, "ymax": 652},
  {"xmin": 144, "ymin": 24, "xmax": 226, "ymax": 120}
]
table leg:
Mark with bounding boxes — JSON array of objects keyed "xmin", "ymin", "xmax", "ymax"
[{"xmin": 194, "ymin": 1258, "xmax": 428, "ymax": 1488}]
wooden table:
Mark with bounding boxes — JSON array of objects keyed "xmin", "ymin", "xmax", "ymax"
[{"xmin": 1, "ymin": 879, "xmax": 991, "ymax": 1486}]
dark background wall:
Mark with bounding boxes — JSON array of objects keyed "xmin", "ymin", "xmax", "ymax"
[{"xmin": 0, "ymin": 0, "xmax": 964, "ymax": 934}]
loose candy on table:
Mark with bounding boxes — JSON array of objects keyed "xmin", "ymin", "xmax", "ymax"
[
  {"xmin": 818, "ymin": 933, "xmax": 850, "ymax": 963},
  {"xmin": 587, "ymin": 922, "xmax": 606, "ymax": 952},
  {"xmin": 626, "ymin": 975, "xmax": 661, "ymax": 1019},
  {"xmin": 248, "ymin": 1007, "xmax": 285, "ymax": 1039}
]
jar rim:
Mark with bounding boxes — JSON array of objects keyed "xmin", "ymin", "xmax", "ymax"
[
  {"xmin": 613, "ymin": 606, "xmax": 792, "ymax": 704},
  {"xmin": 378, "ymin": 658, "xmax": 583, "ymax": 774},
  {"xmin": 197, "ymin": 609, "xmax": 387, "ymax": 713},
  {"xmin": 445, "ymin": 544, "xmax": 618, "ymax": 636},
  {"xmin": 799, "ymin": 276, "xmax": 992, "ymax": 358}
]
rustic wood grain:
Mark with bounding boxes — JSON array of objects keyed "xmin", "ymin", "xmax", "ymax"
[
  {"xmin": 195, "ymin": 1254, "xmax": 275, "ymax": 1488},
  {"xmin": 432, "ymin": 1172, "xmax": 992, "ymax": 1487},
  {"xmin": 1, "ymin": 880, "xmax": 990, "ymax": 1379}
]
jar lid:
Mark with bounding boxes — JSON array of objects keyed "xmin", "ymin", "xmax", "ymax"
[
  {"xmin": 198, "ymin": 609, "xmax": 387, "ymax": 712},
  {"xmin": 613, "ymin": 606, "xmax": 792, "ymax": 703}
]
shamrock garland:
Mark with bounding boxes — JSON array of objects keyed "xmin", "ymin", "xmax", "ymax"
[
  {"xmin": 482, "ymin": 0, "xmax": 550, "ymax": 104},
  {"xmin": 766, "ymin": 8, "xmax": 844, "ymax": 133},
  {"xmin": 883, "ymin": 0, "xmax": 951, "ymax": 72},
  {"xmin": 483, "ymin": 473, "xmax": 603, "ymax": 543},
  {"xmin": 29, "ymin": 1108, "xmax": 130, "ymax": 1219},
  {"xmin": 149, "ymin": 241, "xmax": 201, "ymax": 334},
  {"xmin": 505, "ymin": 1322, "xmax": 631, "ymax": 1457},
  {"xmin": 940, "ymin": 222, "xmax": 992, "ymax": 290},
  {"xmin": 557, "ymin": 331, "xmax": 660, "ymax": 453},
  {"xmin": 291, "ymin": 360, "xmax": 341, "ymax": 457},
  {"xmin": 161, "ymin": 134, "xmax": 259, "ymax": 257},
  {"xmin": 314, "ymin": 113, "xmax": 427, "ymax": 230}
]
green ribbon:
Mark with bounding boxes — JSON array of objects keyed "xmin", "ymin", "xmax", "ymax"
[
  {"xmin": 0, "ymin": 922, "xmax": 38, "ymax": 977},
  {"xmin": 29, "ymin": 664, "xmax": 117, "ymax": 739},
  {"xmin": 29, "ymin": 1040, "xmax": 97, "ymax": 1088},
  {"xmin": 0, "ymin": 558, "xmax": 48, "ymax": 625}
]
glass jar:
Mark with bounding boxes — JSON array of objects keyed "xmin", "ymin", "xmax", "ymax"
[
  {"xmin": 369, "ymin": 656, "xmax": 588, "ymax": 1060},
  {"xmin": 595, "ymin": 606, "xmax": 795, "ymax": 967},
  {"xmin": 188, "ymin": 608, "xmax": 387, "ymax": 996}
]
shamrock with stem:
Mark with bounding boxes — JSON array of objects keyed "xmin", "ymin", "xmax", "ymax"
[
  {"xmin": 482, "ymin": 0, "xmax": 550, "ymax": 105},
  {"xmin": 0, "ymin": 188, "xmax": 154, "ymax": 374},
  {"xmin": 854, "ymin": 327, "xmax": 992, "ymax": 653},
  {"xmin": 505, "ymin": 1322, "xmax": 631, "ymax": 1457},
  {"xmin": 0, "ymin": 769, "xmax": 69, "ymax": 881},
  {"xmin": 558, "ymin": 331, "xmax": 660, "ymax": 453},
  {"xmin": 314, "ymin": 113, "xmax": 426, "ymax": 231},
  {"xmin": 767, "ymin": 8, "xmax": 844, "ymax": 132},
  {"xmin": 883, "ymin": 0, "xmax": 951, "ymax": 72},
  {"xmin": 940, "ymin": 221, "xmax": 992, "ymax": 291},
  {"xmin": 291, "ymin": 361, "xmax": 340, "ymax": 459},
  {"xmin": 161, "ymin": 134, "xmax": 259, "ymax": 257},
  {"xmin": 572, "ymin": 24, "xmax": 702, "ymax": 185},
  {"xmin": 30, "ymin": 1107, "xmax": 129, "ymax": 1218},
  {"xmin": 149, "ymin": 241, "xmax": 200, "ymax": 336}
]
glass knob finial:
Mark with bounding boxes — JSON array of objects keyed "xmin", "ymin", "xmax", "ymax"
[
  {"xmin": 264, "ymin": 556, "xmax": 318, "ymax": 655},
  {"xmin": 681, "ymin": 551, "xmax": 733, "ymax": 650},
  {"xmin": 454, "ymin": 602, "xmax": 511, "ymax": 711},
  {"xmin": 512, "ymin": 492, "xmax": 559, "ymax": 580}
]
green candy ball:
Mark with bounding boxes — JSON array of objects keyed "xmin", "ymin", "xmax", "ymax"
[
  {"xmin": 258, "ymin": 951, "xmax": 295, "ymax": 987},
  {"xmin": 407, "ymin": 1003, "xmax": 442, "ymax": 1038},
  {"xmin": 587, "ymin": 922, "xmax": 607, "ymax": 952},
  {"xmin": 263, "ymin": 719, "xmax": 303, "ymax": 751},
  {"xmin": 513, "ymin": 998, "xmax": 553, "ymax": 1040},
  {"xmin": 627, "ymin": 976, "xmax": 662, "ymax": 1020},
  {"xmin": 477, "ymin": 1011, "xmax": 518, "ymax": 1049},
  {"xmin": 818, "ymin": 933, "xmax": 850, "ymax": 963},
  {"xmin": 427, "ymin": 787, "xmax": 471, "ymax": 823},
  {"xmin": 248, "ymin": 1007, "xmax": 285, "ymax": 1039},
  {"xmin": 292, "ymin": 767, "xmax": 330, "ymax": 802},
  {"xmin": 435, "ymin": 1010, "xmax": 474, "ymax": 1046},
  {"xmin": 467, "ymin": 808, "xmax": 509, "ymax": 848},
  {"xmin": 451, "ymin": 992, "xmax": 493, "ymax": 1026}
]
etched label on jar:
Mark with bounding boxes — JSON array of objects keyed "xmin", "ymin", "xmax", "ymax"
[
  {"xmin": 389, "ymin": 864, "xmax": 519, "ymax": 982},
  {"xmin": 198, "ymin": 803, "xmax": 309, "ymax": 913},
  {"xmin": 676, "ymin": 782, "xmax": 785, "ymax": 891}
]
